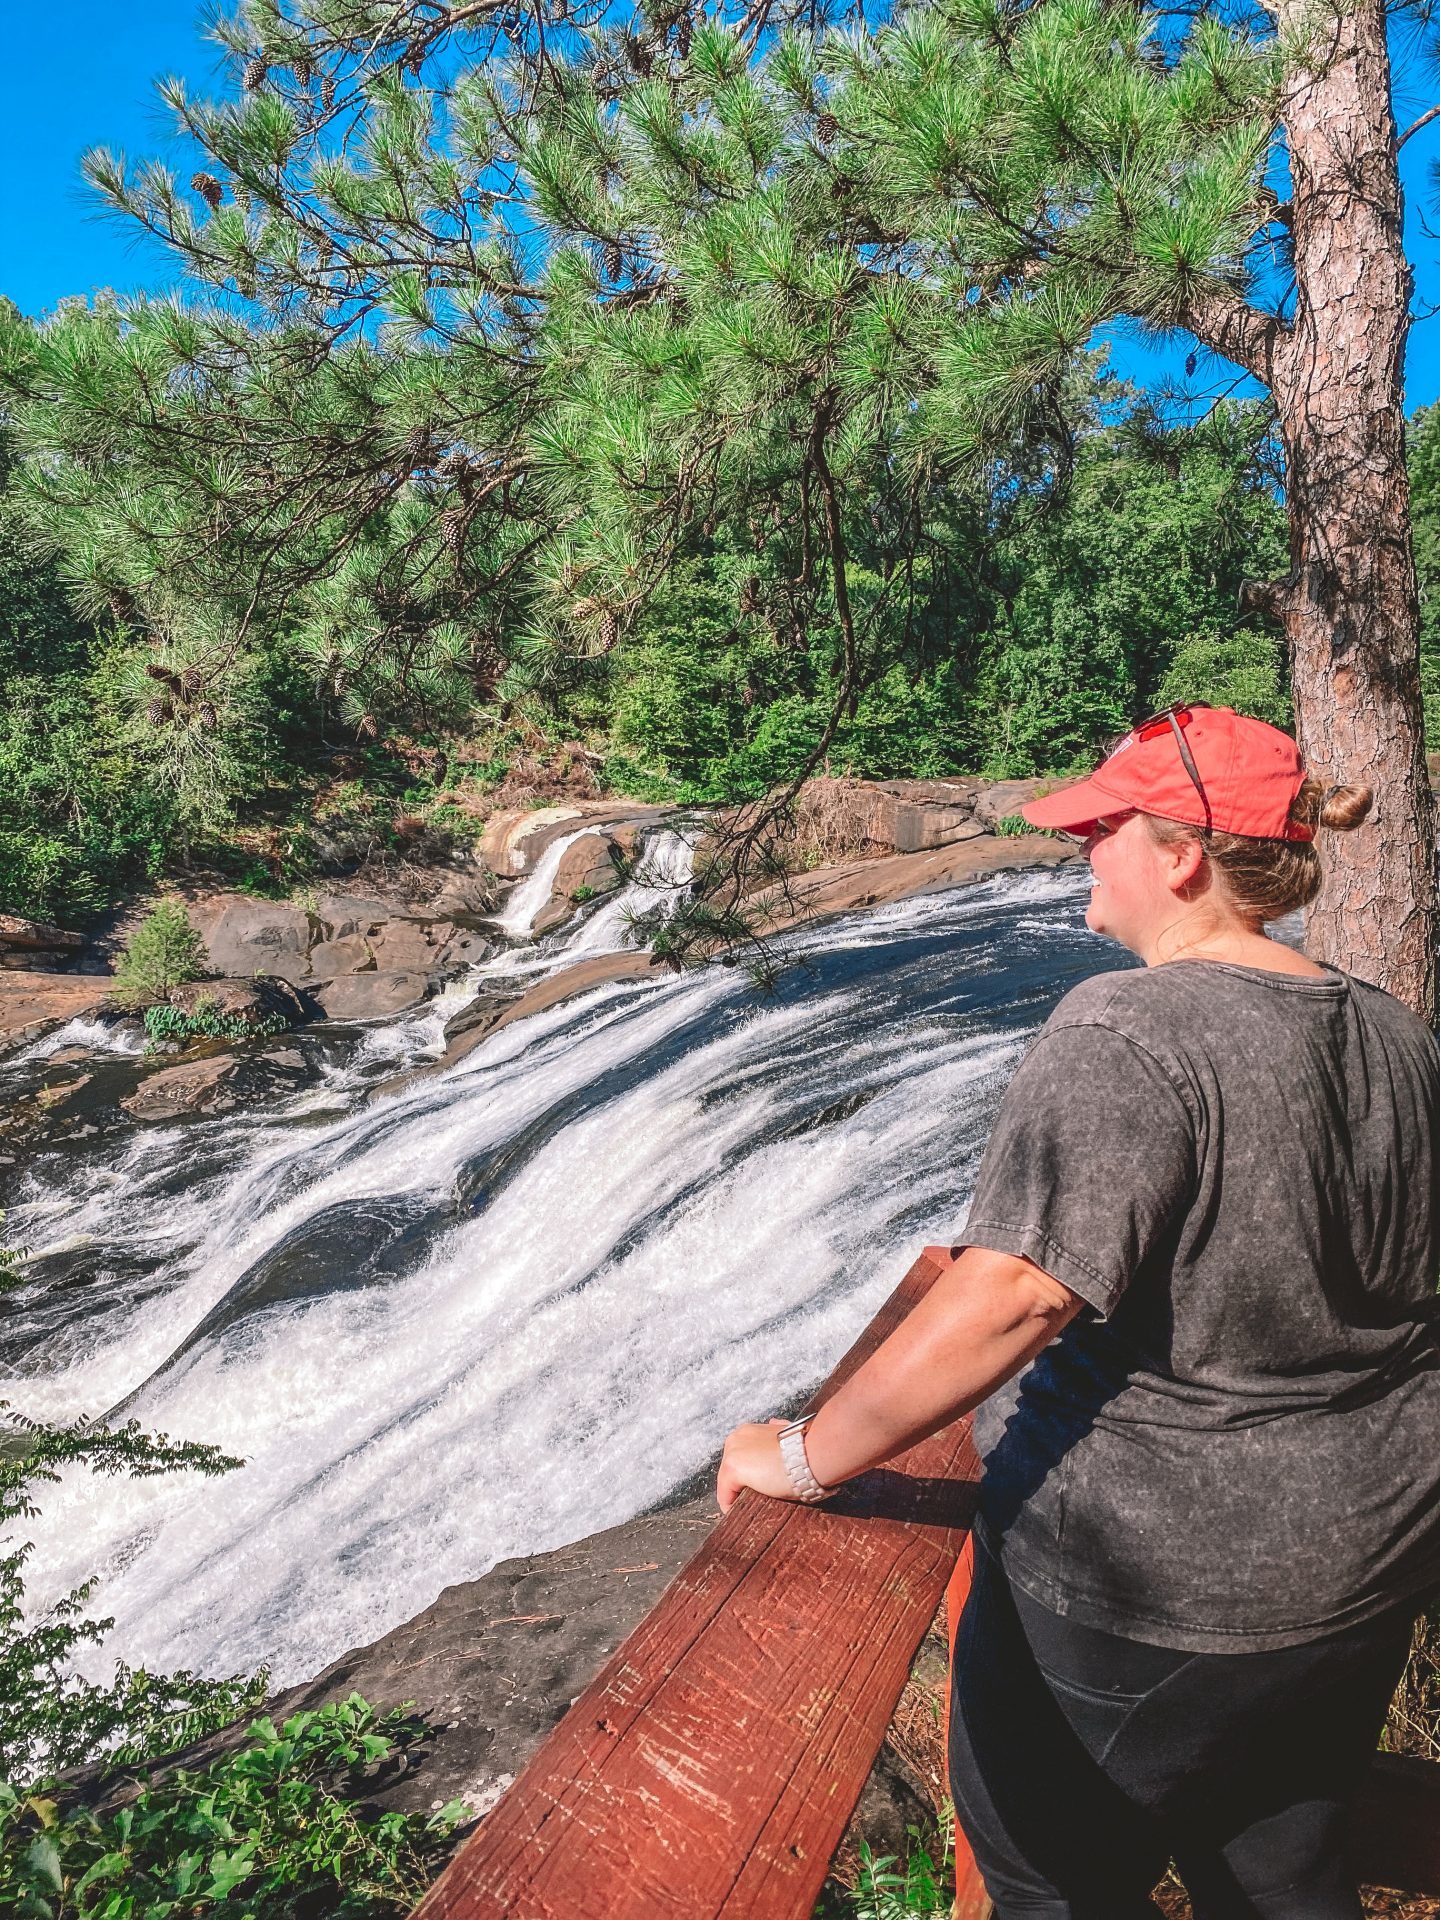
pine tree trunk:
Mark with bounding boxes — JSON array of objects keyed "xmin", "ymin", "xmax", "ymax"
[{"xmin": 1269, "ymin": 0, "xmax": 1437, "ymax": 1018}]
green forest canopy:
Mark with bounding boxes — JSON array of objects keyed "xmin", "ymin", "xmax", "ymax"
[{"xmin": 2, "ymin": 0, "xmax": 1439, "ymax": 922}]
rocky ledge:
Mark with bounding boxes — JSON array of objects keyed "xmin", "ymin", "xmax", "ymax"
[
  {"xmin": 0, "ymin": 779, "xmax": 1072, "ymax": 1141},
  {"xmin": 96, "ymin": 1491, "xmax": 948, "ymax": 1889}
]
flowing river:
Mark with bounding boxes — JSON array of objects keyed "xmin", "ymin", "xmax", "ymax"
[{"xmin": 1, "ymin": 852, "xmax": 1107, "ymax": 1689}]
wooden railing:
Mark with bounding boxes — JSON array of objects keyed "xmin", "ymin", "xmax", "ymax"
[{"xmin": 414, "ymin": 1245, "xmax": 1440, "ymax": 1920}]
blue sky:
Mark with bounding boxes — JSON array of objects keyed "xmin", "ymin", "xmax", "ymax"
[{"xmin": 2, "ymin": 0, "xmax": 1439, "ymax": 409}]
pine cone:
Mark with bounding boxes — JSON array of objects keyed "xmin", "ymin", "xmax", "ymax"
[
  {"xmin": 441, "ymin": 507, "xmax": 467, "ymax": 552},
  {"xmin": 108, "ymin": 590, "xmax": 136, "ymax": 622},
  {"xmin": 144, "ymin": 663, "xmax": 182, "ymax": 690},
  {"xmin": 402, "ymin": 425, "xmax": 433, "ymax": 469},
  {"xmin": 197, "ymin": 700, "xmax": 219, "ymax": 731},
  {"xmin": 145, "ymin": 697, "xmax": 172, "ymax": 727},
  {"xmin": 604, "ymin": 241, "xmax": 623, "ymax": 281},
  {"xmin": 623, "ymin": 34, "xmax": 653, "ymax": 74},
  {"xmin": 243, "ymin": 54, "xmax": 268, "ymax": 90},
  {"xmin": 816, "ymin": 111, "xmax": 839, "ymax": 146},
  {"xmin": 676, "ymin": 13, "xmax": 691, "ymax": 54},
  {"xmin": 597, "ymin": 608, "xmax": 619, "ymax": 652},
  {"xmin": 320, "ymin": 72, "xmax": 336, "ymax": 110},
  {"xmin": 356, "ymin": 713, "xmax": 378, "ymax": 741},
  {"xmin": 180, "ymin": 667, "xmax": 204, "ymax": 695},
  {"xmin": 191, "ymin": 172, "xmax": 224, "ymax": 210},
  {"xmin": 739, "ymin": 574, "xmax": 761, "ymax": 614}
]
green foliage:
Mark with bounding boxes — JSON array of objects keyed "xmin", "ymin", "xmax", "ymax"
[
  {"xmin": 0, "ymin": 1698, "xmax": 467, "ymax": 1920},
  {"xmin": 0, "ymin": 1408, "xmax": 261, "ymax": 1787},
  {"xmin": 111, "ymin": 902, "xmax": 209, "ymax": 1008},
  {"xmin": 816, "ymin": 1815, "xmax": 956, "ymax": 1919},
  {"xmin": 142, "ymin": 1001, "xmax": 291, "ymax": 1048},
  {"xmin": 0, "ymin": 466, "xmax": 176, "ymax": 923},
  {"xmin": 1156, "ymin": 630, "xmax": 1289, "ymax": 729},
  {"xmin": 0, "ymin": 1402, "xmax": 468, "ymax": 1919}
]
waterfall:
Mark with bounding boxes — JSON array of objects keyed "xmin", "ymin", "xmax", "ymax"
[
  {"xmin": 3, "ymin": 865, "xmax": 1102, "ymax": 1690},
  {"xmin": 492, "ymin": 823, "xmax": 609, "ymax": 939},
  {"xmin": 560, "ymin": 826, "xmax": 697, "ymax": 958}
]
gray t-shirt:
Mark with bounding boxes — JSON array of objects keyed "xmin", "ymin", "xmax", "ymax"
[{"xmin": 958, "ymin": 960, "xmax": 1440, "ymax": 1652}]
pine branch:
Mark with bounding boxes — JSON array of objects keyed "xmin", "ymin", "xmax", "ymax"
[{"xmin": 1180, "ymin": 285, "xmax": 1285, "ymax": 381}]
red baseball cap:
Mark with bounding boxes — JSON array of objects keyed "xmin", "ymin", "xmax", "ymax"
[{"xmin": 1020, "ymin": 705, "xmax": 1313, "ymax": 842}]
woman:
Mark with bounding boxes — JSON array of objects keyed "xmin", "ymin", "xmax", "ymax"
[{"xmin": 717, "ymin": 705, "xmax": 1440, "ymax": 1920}]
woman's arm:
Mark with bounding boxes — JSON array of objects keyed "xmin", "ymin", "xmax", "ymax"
[{"xmin": 716, "ymin": 1245, "xmax": 1083, "ymax": 1512}]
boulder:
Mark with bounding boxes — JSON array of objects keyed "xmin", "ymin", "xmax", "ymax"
[
  {"xmin": 0, "ymin": 971, "xmax": 115, "ymax": 1055},
  {"xmin": 167, "ymin": 976, "xmax": 309, "ymax": 1031},
  {"xmin": 368, "ymin": 917, "xmax": 462, "ymax": 973},
  {"xmin": 189, "ymin": 897, "xmax": 313, "ymax": 985},
  {"xmin": 305, "ymin": 935, "xmax": 376, "ymax": 982},
  {"xmin": 431, "ymin": 873, "xmax": 503, "ymax": 921},
  {"xmin": 796, "ymin": 780, "xmax": 984, "ymax": 858},
  {"xmin": 120, "ymin": 1051, "xmax": 242, "ymax": 1121},
  {"xmin": 477, "ymin": 806, "xmax": 588, "ymax": 877},
  {"xmin": 528, "ymin": 831, "xmax": 628, "ymax": 939},
  {"xmin": 478, "ymin": 804, "xmax": 675, "ymax": 878},
  {"xmin": 312, "ymin": 971, "xmax": 433, "ymax": 1022},
  {"xmin": 972, "ymin": 777, "xmax": 1060, "ymax": 832},
  {"xmin": 120, "ymin": 1041, "xmax": 320, "ymax": 1123},
  {"xmin": 377, "ymin": 951, "xmax": 657, "ymax": 1095},
  {"xmin": 310, "ymin": 893, "xmax": 394, "ymax": 942},
  {"xmin": 751, "ymin": 831, "xmax": 1081, "ymax": 933},
  {"xmin": 0, "ymin": 914, "xmax": 86, "ymax": 968}
]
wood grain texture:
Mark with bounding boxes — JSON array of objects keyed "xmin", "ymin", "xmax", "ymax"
[{"xmin": 414, "ymin": 1245, "xmax": 984, "ymax": 1920}]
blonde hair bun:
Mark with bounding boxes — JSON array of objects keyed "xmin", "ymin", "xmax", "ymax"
[{"xmin": 1316, "ymin": 783, "xmax": 1373, "ymax": 833}]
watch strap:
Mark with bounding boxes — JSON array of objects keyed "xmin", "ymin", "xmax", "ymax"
[{"xmin": 777, "ymin": 1416, "xmax": 828, "ymax": 1504}]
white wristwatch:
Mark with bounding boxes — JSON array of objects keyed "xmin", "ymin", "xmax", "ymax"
[{"xmin": 777, "ymin": 1415, "xmax": 830, "ymax": 1504}]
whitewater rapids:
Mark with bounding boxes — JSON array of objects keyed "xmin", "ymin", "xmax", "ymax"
[{"xmin": 2, "ymin": 861, "xmax": 1101, "ymax": 1687}]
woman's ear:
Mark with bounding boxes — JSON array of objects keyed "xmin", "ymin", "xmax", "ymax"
[{"xmin": 1159, "ymin": 831, "xmax": 1207, "ymax": 896}]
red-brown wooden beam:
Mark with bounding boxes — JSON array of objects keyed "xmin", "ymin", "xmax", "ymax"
[{"xmin": 414, "ymin": 1244, "xmax": 987, "ymax": 1920}]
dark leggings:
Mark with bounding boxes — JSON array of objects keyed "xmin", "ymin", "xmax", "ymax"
[{"xmin": 947, "ymin": 1534, "xmax": 1420, "ymax": 1920}]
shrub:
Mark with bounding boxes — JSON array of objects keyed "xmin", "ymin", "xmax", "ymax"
[
  {"xmin": 111, "ymin": 901, "xmax": 208, "ymax": 1008},
  {"xmin": 0, "ymin": 1698, "xmax": 467, "ymax": 1920},
  {"xmin": 143, "ymin": 1001, "xmax": 290, "ymax": 1049},
  {"xmin": 0, "ymin": 1399, "xmax": 468, "ymax": 1918}
]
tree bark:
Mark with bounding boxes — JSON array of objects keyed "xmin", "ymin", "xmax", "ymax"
[{"xmin": 1266, "ymin": 0, "xmax": 1436, "ymax": 1018}]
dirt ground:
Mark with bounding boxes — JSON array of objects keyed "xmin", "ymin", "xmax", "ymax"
[{"xmin": 1152, "ymin": 1877, "xmax": 1440, "ymax": 1918}]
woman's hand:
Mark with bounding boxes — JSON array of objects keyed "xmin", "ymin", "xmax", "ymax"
[{"xmin": 716, "ymin": 1417, "xmax": 796, "ymax": 1513}]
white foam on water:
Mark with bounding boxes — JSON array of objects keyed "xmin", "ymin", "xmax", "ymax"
[
  {"xmin": 559, "ymin": 827, "xmax": 697, "ymax": 958},
  {"xmin": 8, "ymin": 866, "xmax": 1086, "ymax": 1687},
  {"xmin": 492, "ymin": 824, "xmax": 608, "ymax": 939},
  {"xmin": 4, "ymin": 1015, "xmax": 146, "ymax": 1068}
]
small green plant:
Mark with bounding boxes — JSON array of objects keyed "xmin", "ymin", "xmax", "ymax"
[
  {"xmin": 0, "ymin": 1214, "xmax": 28, "ymax": 1297},
  {"xmin": 570, "ymin": 883, "xmax": 596, "ymax": 904},
  {"xmin": 0, "ymin": 1404, "xmax": 470, "ymax": 1919},
  {"xmin": 837, "ymin": 1814, "xmax": 955, "ymax": 1920},
  {"xmin": 991, "ymin": 814, "xmax": 1031, "ymax": 838},
  {"xmin": 112, "ymin": 901, "xmax": 208, "ymax": 1008},
  {"xmin": 142, "ymin": 1000, "xmax": 289, "ymax": 1050},
  {"xmin": 0, "ymin": 1697, "xmax": 468, "ymax": 1919}
]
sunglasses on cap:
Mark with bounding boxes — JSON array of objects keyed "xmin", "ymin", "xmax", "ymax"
[{"xmin": 1102, "ymin": 702, "xmax": 1214, "ymax": 833}]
